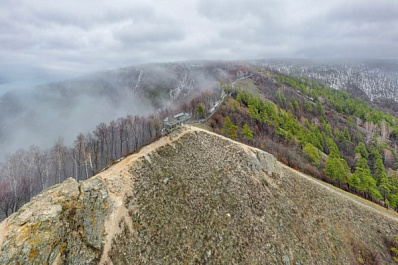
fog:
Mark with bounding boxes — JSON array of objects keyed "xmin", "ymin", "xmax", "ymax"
[
  {"xmin": 0, "ymin": 70, "xmax": 154, "ymax": 161},
  {"xmin": 0, "ymin": 61, "xmax": 235, "ymax": 162}
]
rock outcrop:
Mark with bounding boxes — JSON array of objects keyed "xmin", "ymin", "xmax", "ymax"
[
  {"xmin": 1, "ymin": 126, "xmax": 398, "ymax": 264},
  {"xmin": 0, "ymin": 176, "xmax": 109, "ymax": 264}
]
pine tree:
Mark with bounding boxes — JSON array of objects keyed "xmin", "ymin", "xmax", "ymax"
[
  {"xmin": 303, "ymin": 143, "xmax": 320, "ymax": 166},
  {"xmin": 324, "ymin": 157, "xmax": 350, "ymax": 183},
  {"xmin": 354, "ymin": 142, "xmax": 368, "ymax": 158},
  {"xmin": 391, "ymin": 236, "xmax": 398, "ymax": 262},
  {"xmin": 357, "ymin": 131, "xmax": 363, "ymax": 141},
  {"xmin": 316, "ymin": 101, "xmax": 324, "ymax": 115},
  {"xmin": 242, "ymin": 124, "xmax": 254, "ymax": 141},
  {"xmin": 304, "ymin": 101, "xmax": 312, "ymax": 112},
  {"xmin": 326, "ymin": 138, "xmax": 340, "ymax": 158},
  {"xmin": 248, "ymin": 104, "xmax": 259, "ymax": 120},
  {"xmin": 378, "ymin": 176, "xmax": 391, "ymax": 201},
  {"xmin": 375, "ymin": 157, "xmax": 388, "ymax": 185},
  {"xmin": 197, "ymin": 103, "xmax": 205, "ymax": 118},
  {"xmin": 293, "ymin": 99, "xmax": 300, "ymax": 112},
  {"xmin": 222, "ymin": 117, "xmax": 239, "ymax": 139},
  {"xmin": 276, "ymin": 91, "xmax": 287, "ymax": 107},
  {"xmin": 343, "ymin": 127, "xmax": 351, "ymax": 142},
  {"xmin": 222, "ymin": 117, "xmax": 232, "ymax": 135}
]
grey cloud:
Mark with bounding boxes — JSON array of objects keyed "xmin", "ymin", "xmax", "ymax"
[
  {"xmin": 30, "ymin": 4, "xmax": 155, "ymax": 30},
  {"xmin": 327, "ymin": 2, "xmax": 398, "ymax": 24},
  {"xmin": 197, "ymin": 0, "xmax": 275, "ymax": 22},
  {"xmin": 0, "ymin": 0, "xmax": 397, "ymax": 87},
  {"xmin": 113, "ymin": 20, "xmax": 186, "ymax": 46}
]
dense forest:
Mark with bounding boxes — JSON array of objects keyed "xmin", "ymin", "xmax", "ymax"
[{"xmin": 208, "ymin": 68, "xmax": 398, "ymax": 210}]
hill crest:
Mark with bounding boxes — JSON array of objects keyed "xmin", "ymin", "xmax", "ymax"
[{"xmin": 0, "ymin": 126, "xmax": 397, "ymax": 264}]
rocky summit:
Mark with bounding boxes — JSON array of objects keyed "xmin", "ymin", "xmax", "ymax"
[{"xmin": 0, "ymin": 126, "xmax": 398, "ymax": 264}]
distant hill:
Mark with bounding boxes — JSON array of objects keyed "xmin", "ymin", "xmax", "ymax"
[
  {"xmin": 2, "ymin": 59, "xmax": 397, "ymax": 161},
  {"xmin": 257, "ymin": 59, "xmax": 398, "ymax": 114},
  {"xmin": 1, "ymin": 127, "xmax": 397, "ymax": 264}
]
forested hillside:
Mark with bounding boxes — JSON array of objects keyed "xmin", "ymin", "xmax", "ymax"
[
  {"xmin": 208, "ymin": 67, "xmax": 398, "ymax": 209},
  {"xmin": 1, "ymin": 61, "xmax": 398, "ymax": 219}
]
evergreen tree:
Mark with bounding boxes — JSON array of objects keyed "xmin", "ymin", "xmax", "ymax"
[
  {"xmin": 323, "ymin": 123, "xmax": 333, "ymax": 137},
  {"xmin": 236, "ymin": 90, "xmax": 245, "ymax": 105},
  {"xmin": 354, "ymin": 142, "xmax": 369, "ymax": 158},
  {"xmin": 378, "ymin": 176, "xmax": 391, "ymax": 201},
  {"xmin": 222, "ymin": 117, "xmax": 239, "ymax": 139},
  {"xmin": 248, "ymin": 104, "xmax": 259, "ymax": 120},
  {"xmin": 375, "ymin": 156, "xmax": 388, "ymax": 185},
  {"xmin": 324, "ymin": 157, "xmax": 350, "ymax": 183},
  {"xmin": 303, "ymin": 143, "xmax": 320, "ymax": 166},
  {"xmin": 326, "ymin": 138, "xmax": 340, "ymax": 158},
  {"xmin": 350, "ymin": 157, "xmax": 383, "ymax": 199},
  {"xmin": 197, "ymin": 103, "xmax": 205, "ymax": 118},
  {"xmin": 316, "ymin": 101, "xmax": 324, "ymax": 115},
  {"xmin": 242, "ymin": 124, "xmax": 254, "ymax": 141},
  {"xmin": 347, "ymin": 116, "xmax": 355, "ymax": 127},
  {"xmin": 370, "ymin": 146, "xmax": 388, "ymax": 185},
  {"xmin": 343, "ymin": 127, "xmax": 351, "ymax": 142},
  {"xmin": 357, "ymin": 131, "xmax": 363, "ymax": 141},
  {"xmin": 293, "ymin": 99, "xmax": 300, "ymax": 112},
  {"xmin": 319, "ymin": 116, "xmax": 326, "ymax": 126},
  {"xmin": 276, "ymin": 91, "xmax": 287, "ymax": 107},
  {"xmin": 391, "ymin": 236, "xmax": 398, "ymax": 262},
  {"xmin": 304, "ymin": 101, "xmax": 312, "ymax": 112}
]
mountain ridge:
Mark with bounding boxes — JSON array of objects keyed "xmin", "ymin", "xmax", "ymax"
[{"xmin": 1, "ymin": 125, "xmax": 398, "ymax": 264}]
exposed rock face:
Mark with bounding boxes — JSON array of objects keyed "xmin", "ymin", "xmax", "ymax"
[
  {"xmin": 0, "ymin": 176, "xmax": 109, "ymax": 264},
  {"xmin": 1, "ymin": 127, "xmax": 398, "ymax": 264}
]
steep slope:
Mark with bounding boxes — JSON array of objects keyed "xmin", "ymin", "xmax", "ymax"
[{"xmin": 0, "ymin": 126, "xmax": 398, "ymax": 264}]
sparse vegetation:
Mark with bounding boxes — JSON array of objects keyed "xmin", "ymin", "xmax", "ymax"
[{"xmin": 392, "ymin": 235, "xmax": 398, "ymax": 262}]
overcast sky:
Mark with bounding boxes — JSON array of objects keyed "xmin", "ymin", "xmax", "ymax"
[{"xmin": 1, "ymin": 0, "xmax": 397, "ymax": 91}]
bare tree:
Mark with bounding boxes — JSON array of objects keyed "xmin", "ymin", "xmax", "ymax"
[
  {"xmin": 0, "ymin": 111, "xmax": 172, "ymax": 216},
  {"xmin": 29, "ymin": 146, "xmax": 48, "ymax": 192},
  {"xmin": 52, "ymin": 138, "xmax": 67, "ymax": 184}
]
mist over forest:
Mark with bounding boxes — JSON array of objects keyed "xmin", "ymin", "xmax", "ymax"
[
  {"xmin": 0, "ymin": 62, "xmax": 233, "ymax": 161},
  {"xmin": 0, "ymin": 74, "xmax": 150, "ymax": 161}
]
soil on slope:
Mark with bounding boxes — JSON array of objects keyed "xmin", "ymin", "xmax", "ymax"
[
  {"xmin": 104, "ymin": 126, "xmax": 398, "ymax": 264},
  {"xmin": 1, "ymin": 126, "xmax": 398, "ymax": 265}
]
